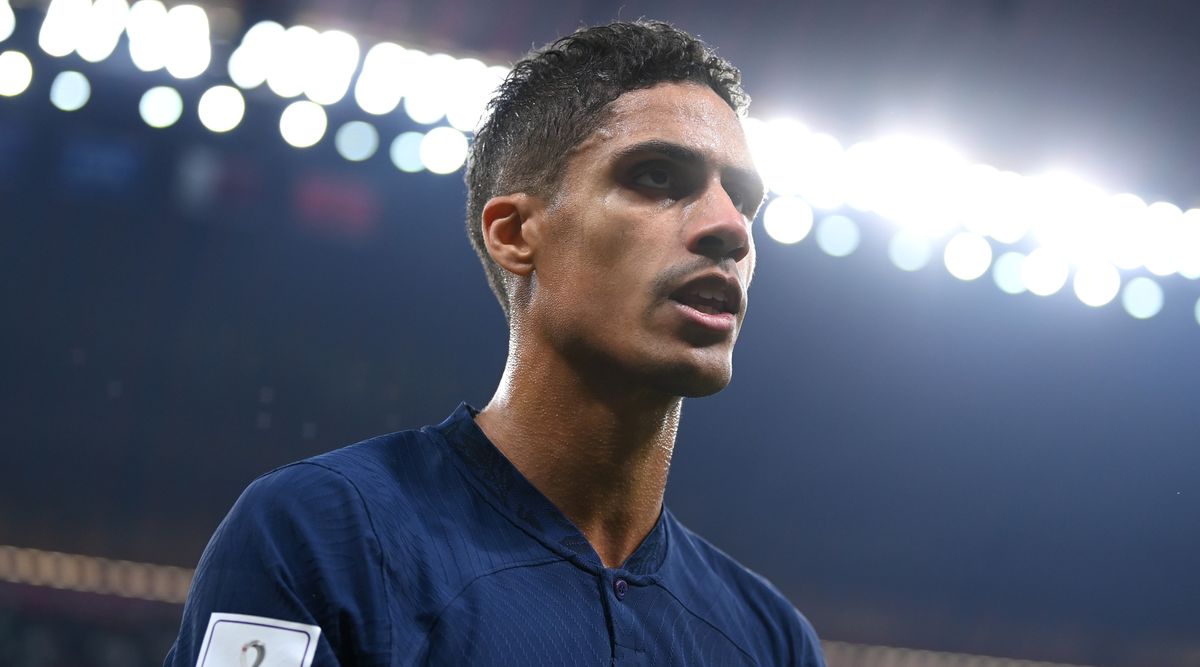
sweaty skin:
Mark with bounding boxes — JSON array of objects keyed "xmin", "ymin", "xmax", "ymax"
[{"xmin": 476, "ymin": 82, "xmax": 765, "ymax": 568}]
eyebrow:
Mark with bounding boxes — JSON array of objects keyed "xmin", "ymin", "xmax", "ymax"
[{"xmin": 612, "ymin": 139, "xmax": 765, "ymax": 204}]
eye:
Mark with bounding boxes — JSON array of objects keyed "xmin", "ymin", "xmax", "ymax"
[
  {"xmin": 632, "ymin": 165, "xmax": 675, "ymax": 190},
  {"xmin": 726, "ymin": 188, "xmax": 745, "ymax": 211}
]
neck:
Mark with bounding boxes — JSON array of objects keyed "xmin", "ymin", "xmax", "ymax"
[{"xmin": 476, "ymin": 334, "xmax": 681, "ymax": 569}]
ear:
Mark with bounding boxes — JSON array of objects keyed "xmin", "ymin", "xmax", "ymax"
[{"xmin": 481, "ymin": 193, "xmax": 543, "ymax": 277}]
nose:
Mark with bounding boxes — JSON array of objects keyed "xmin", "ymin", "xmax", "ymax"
[{"xmin": 686, "ymin": 181, "xmax": 752, "ymax": 263}]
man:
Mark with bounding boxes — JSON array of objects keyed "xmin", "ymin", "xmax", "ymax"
[{"xmin": 167, "ymin": 20, "xmax": 826, "ymax": 666}]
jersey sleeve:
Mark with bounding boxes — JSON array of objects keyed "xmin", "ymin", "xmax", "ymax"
[{"xmin": 164, "ymin": 462, "xmax": 391, "ymax": 667}]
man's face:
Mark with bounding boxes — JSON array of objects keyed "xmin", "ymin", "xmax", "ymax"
[{"xmin": 526, "ymin": 82, "xmax": 763, "ymax": 398}]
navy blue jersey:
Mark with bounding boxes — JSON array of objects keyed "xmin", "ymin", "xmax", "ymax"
[{"xmin": 166, "ymin": 404, "xmax": 826, "ymax": 666}]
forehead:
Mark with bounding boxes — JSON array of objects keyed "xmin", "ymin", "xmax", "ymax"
[{"xmin": 580, "ymin": 82, "xmax": 752, "ymax": 167}]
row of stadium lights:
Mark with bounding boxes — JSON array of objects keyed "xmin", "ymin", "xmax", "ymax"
[
  {"xmin": 0, "ymin": 543, "xmax": 192, "ymax": 603},
  {"xmin": 0, "ymin": 0, "xmax": 479, "ymax": 172},
  {"xmin": 1, "ymin": 0, "xmax": 1199, "ymax": 325}
]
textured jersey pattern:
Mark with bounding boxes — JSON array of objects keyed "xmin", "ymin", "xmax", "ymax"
[{"xmin": 166, "ymin": 403, "xmax": 826, "ymax": 666}]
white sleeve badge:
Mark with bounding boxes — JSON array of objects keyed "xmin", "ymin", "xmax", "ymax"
[{"xmin": 194, "ymin": 612, "xmax": 321, "ymax": 667}]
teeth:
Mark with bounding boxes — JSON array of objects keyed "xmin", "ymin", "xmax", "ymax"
[{"xmin": 693, "ymin": 289, "xmax": 727, "ymax": 302}]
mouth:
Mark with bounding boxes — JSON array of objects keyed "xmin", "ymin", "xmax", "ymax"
[{"xmin": 667, "ymin": 272, "xmax": 743, "ymax": 332}]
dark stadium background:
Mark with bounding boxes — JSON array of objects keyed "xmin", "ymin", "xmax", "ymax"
[{"xmin": 1, "ymin": 1, "xmax": 1198, "ymax": 665}]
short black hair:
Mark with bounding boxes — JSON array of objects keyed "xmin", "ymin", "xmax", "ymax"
[{"xmin": 464, "ymin": 20, "xmax": 750, "ymax": 319}]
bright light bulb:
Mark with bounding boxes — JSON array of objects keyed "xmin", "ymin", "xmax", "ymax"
[
  {"xmin": 1121, "ymin": 276, "xmax": 1163, "ymax": 320},
  {"xmin": 49, "ymin": 70, "xmax": 90, "ymax": 110},
  {"xmin": 1143, "ymin": 201, "xmax": 1185, "ymax": 276},
  {"xmin": 38, "ymin": 0, "xmax": 89, "ymax": 57},
  {"xmin": 888, "ymin": 230, "xmax": 933, "ymax": 272},
  {"xmin": 266, "ymin": 25, "xmax": 317, "ymax": 98},
  {"xmin": 404, "ymin": 53, "xmax": 455, "ymax": 125},
  {"xmin": 279, "ymin": 100, "xmax": 327, "ymax": 148},
  {"xmin": 756, "ymin": 117, "xmax": 808, "ymax": 196},
  {"xmin": 815, "ymin": 215, "xmax": 860, "ymax": 257},
  {"xmin": 992, "ymin": 251, "xmax": 1027, "ymax": 295},
  {"xmin": 354, "ymin": 42, "xmax": 406, "ymax": 115},
  {"xmin": 390, "ymin": 132, "xmax": 424, "ymax": 173},
  {"xmin": 0, "ymin": 49, "xmax": 31, "ymax": 96},
  {"xmin": 943, "ymin": 232, "xmax": 992, "ymax": 281},
  {"xmin": 138, "ymin": 85, "xmax": 183, "ymax": 128},
  {"xmin": 197, "ymin": 85, "xmax": 244, "ymax": 133},
  {"xmin": 762, "ymin": 196, "xmax": 813, "ymax": 245},
  {"xmin": 164, "ymin": 4, "xmax": 210, "ymax": 79},
  {"xmin": 227, "ymin": 21, "xmax": 283, "ymax": 89},
  {"xmin": 1071, "ymin": 261, "xmax": 1121, "ymax": 308},
  {"xmin": 1021, "ymin": 247, "xmax": 1069, "ymax": 296},
  {"xmin": 858, "ymin": 134, "xmax": 967, "ymax": 236},
  {"xmin": 76, "ymin": 0, "xmax": 129, "ymax": 63},
  {"xmin": 126, "ymin": 0, "xmax": 168, "ymax": 72},
  {"xmin": 304, "ymin": 29, "xmax": 359, "ymax": 105},
  {"xmin": 445, "ymin": 58, "xmax": 495, "ymax": 132},
  {"xmin": 0, "ymin": 0, "xmax": 14, "ymax": 44},
  {"xmin": 1101, "ymin": 193, "xmax": 1149, "ymax": 270},
  {"xmin": 419, "ymin": 126, "xmax": 468, "ymax": 174},
  {"xmin": 1178, "ymin": 209, "xmax": 1200, "ymax": 280},
  {"xmin": 334, "ymin": 121, "xmax": 379, "ymax": 162}
]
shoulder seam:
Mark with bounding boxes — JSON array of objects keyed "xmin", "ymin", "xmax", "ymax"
[
  {"xmin": 651, "ymin": 580, "xmax": 758, "ymax": 664},
  {"xmin": 414, "ymin": 556, "xmax": 565, "ymax": 660},
  {"xmin": 289, "ymin": 460, "xmax": 395, "ymax": 661}
]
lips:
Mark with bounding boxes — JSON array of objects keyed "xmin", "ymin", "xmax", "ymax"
[{"xmin": 668, "ymin": 273, "xmax": 743, "ymax": 317}]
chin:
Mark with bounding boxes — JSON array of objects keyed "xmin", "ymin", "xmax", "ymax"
[{"xmin": 645, "ymin": 358, "xmax": 733, "ymax": 398}]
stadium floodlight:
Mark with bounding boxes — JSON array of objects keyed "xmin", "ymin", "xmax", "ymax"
[
  {"xmin": 138, "ymin": 85, "xmax": 183, "ymax": 128},
  {"xmin": 197, "ymin": 85, "xmax": 244, "ymax": 133},
  {"xmin": 444, "ymin": 57, "xmax": 491, "ymax": 132},
  {"xmin": 943, "ymin": 232, "xmax": 993, "ymax": 281},
  {"xmin": 1071, "ymin": 261, "xmax": 1121, "ymax": 308},
  {"xmin": 77, "ymin": 0, "xmax": 129, "ymax": 63},
  {"xmin": 279, "ymin": 100, "xmax": 327, "ymax": 148},
  {"xmin": 419, "ymin": 126, "xmax": 468, "ymax": 174},
  {"xmin": 791, "ymin": 132, "xmax": 848, "ymax": 211},
  {"xmin": 1, "ymin": 0, "xmax": 17, "ymax": 44},
  {"xmin": 1099, "ymin": 192, "xmax": 1148, "ymax": 270},
  {"xmin": 38, "ymin": 0, "xmax": 89, "ymax": 58},
  {"xmin": 1121, "ymin": 276, "xmax": 1163, "ymax": 319},
  {"xmin": 1178, "ymin": 209, "xmax": 1200, "ymax": 280},
  {"xmin": 266, "ymin": 25, "xmax": 316, "ymax": 98},
  {"xmin": 1025, "ymin": 171, "xmax": 1106, "ymax": 262},
  {"xmin": 334, "ymin": 121, "xmax": 379, "ymax": 162},
  {"xmin": 980, "ymin": 169, "xmax": 1030, "ymax": 245},
  {"xmin": 815, "ymin": 214, "xmax": 860, "ymax": 258},
  {"xmin": 49, "ymin": 70, "xmax": 90, "ymax": 110},
  {"xmin": 390, "ymin": 131, "xmax": 425, "ymax": 173},
  {"xmin": 227, "ymin": 21, "xmax": 284, "ymax": 89},
  {"xmin": 762, "ymin": 195, "xmax": 814, "ymax": 245},
  {"xmin": 888, "ymin": 229, "xmax": 933, "ymax": 272},
  {"xmin": 353, "ymin": 42, "xmax": 406, "ymax": 115},
  {"xmin": 992, "ymin": 251, "xmax": 1027, "ymax": 295},
  {"xmin": 1021, "ymin": 247, "xmax": 1070, "ymax": 296},
  {"xmin": 754, "ymin": 118, "xmax": 808, "ymax": 197},
  {"xmin": 304, "ymin": 30, "xmax": 359, "ymax": 105},
  {"xmin": 856, "ymin": 135, "xmax": 966, "ymax": 237},
  {"xmin": 126, "ymin": 0, "xmax": 168, "ymax": 72},
  {"xmin": 163, "ymin": 4, "xmax": 209, "ymax": 79},
  {"xmin": 0, "ymin": 49, "xmax": 31, "ymax": 96},
  {"xmin": 403, "ymin": 52, "xmax": 455, "ymax": 125},
  {"xmin": 1143, "ymin": 201, "xmax": 1185, "ymax": 277},
  {"xmin": 955, "ymin": 163, "xmax": 1001, "ymax": 238}
]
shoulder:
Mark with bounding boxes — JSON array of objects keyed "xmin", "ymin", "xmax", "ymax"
[
  {"xmin": 664, "ymin": 513, "xmax": 826, "ymax": 667},
  {"xmin": 238, "ymin": 427, "xmax": 439, "ymax": 519}
]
